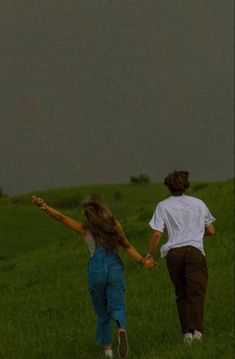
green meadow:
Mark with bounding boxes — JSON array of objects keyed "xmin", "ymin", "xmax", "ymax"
[{"xmin": 0, "ymin": 179, "xmax": 234, "ymax": 359}]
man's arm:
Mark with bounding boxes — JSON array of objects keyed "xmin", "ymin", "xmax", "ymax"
[
  {"xmin": 147, "ymin": 230, "xmax": 162, "ymax": 256},
  {"xmin": 115, "ymin": 221, "xmax": 155, "ymax": 269},
  {"xmin": 204, "ymin": 223, "xmax": 215, "ymax": 236}
]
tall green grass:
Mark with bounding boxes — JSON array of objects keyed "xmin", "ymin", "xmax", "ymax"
[{"xmin": 0, "ymin": 179, "xmax": 234, "ymax": 358}]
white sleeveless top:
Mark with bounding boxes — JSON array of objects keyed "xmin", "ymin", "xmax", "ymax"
[{"xmin": 84, "ymin": 231, "xmax": 96, "ymax": 257}]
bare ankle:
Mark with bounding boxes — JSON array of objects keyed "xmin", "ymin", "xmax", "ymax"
[{"xmin": 105, "ymin": 345, "xmax": 112, "ymax": 350}]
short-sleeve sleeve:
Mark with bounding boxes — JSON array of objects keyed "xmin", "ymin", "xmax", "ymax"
[
  {"xmin": 149, "ymin": 204, "xmax": 165, "ymax": 232},
  {"xmin": 204, "ymin": 205, "xmax": 216, "ymax": 225}
]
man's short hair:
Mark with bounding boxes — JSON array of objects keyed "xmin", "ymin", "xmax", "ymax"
[{"xmin": 164, "ymin": 171, "xmax": 190, "ymax": 196}]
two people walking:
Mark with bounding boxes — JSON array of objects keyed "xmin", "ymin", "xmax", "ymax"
[{"xmin": 32, "ymin": 170, "xmax": 215, "ymax": 357}]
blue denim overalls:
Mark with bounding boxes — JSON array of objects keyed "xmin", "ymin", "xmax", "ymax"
[{"xmin": 86, "ymin": 232, "xmax": 126, "ymax": 346}]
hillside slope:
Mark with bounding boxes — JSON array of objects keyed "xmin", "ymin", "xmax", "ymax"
[{"xmin": 0, "ymin": 179, "xmax": 234, "ymax": 358}]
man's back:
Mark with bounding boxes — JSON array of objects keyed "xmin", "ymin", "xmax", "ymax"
[{"xmin": 149, "ymin": 195, "xmax": 215, "ymax": 257}]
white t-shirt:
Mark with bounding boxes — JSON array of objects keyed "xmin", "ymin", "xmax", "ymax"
[{"xmin": 149, "ymin": 195, "xmax": 216, "ymax": 257}]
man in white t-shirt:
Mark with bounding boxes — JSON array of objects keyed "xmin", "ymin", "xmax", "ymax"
[{"xmin": 147, "ymin": 171, "xmax": 215, "ymax": 343}]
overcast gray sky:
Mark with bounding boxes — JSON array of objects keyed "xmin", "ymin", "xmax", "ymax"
[{"xmin": 0, "ymin": 0, "xmax": 234, "ymax": 195}]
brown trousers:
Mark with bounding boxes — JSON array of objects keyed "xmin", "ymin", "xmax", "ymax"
[{"xmin": 166, "ymin": 245, "xmax": 208, "ymax": 333}]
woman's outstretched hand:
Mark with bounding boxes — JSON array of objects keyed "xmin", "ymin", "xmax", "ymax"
[{"xmin": 32, "ymin": 195, "xmax": 45, "ymax": 208}]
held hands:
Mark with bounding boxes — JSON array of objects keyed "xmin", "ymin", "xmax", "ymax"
[{"xmin": 141, "ymin": 254, "xmax": 156, "ymax": 270}]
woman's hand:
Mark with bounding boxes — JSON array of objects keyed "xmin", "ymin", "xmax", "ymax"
[{"xmin": 32, "ymin": 196, "xmax": 45, "ymax": 208}]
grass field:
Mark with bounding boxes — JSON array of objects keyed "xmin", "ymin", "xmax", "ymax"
[{"xmin": 0, "ymin": 179, "xmax": 234, "ymax": 358}]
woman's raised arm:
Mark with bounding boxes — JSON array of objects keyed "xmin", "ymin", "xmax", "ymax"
[{"xmin": 32, "ymin": 196, "xmax": 86, "ymax": 235}]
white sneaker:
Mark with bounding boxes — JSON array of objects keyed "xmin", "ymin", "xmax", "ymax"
[
  {"xmin": 105, "ymin": 348, "xmax": 113, "ymax": 358},
  {"xmin": 193, "ymin": 330, "xmax": 202, "ymax": 341},
  {"xmin": 184, "ymin": 332, "xmax": 193, "ymax": 343}
]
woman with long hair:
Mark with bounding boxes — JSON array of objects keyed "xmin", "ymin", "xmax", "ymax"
[{"xmin": 32, "ymin": 194, "xmax": 154, "ymax": 358}]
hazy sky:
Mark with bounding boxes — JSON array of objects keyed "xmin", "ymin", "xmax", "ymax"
[{"xmin": 0, "ymin": 1, "xmax": 234, "ymax": 195}]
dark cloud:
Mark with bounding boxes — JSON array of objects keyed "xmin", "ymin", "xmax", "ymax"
[{"xmin": 0, "ymin": 1, "xmax": 234, "ymax": 195}]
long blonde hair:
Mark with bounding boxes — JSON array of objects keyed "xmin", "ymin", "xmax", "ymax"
[{"xmin": 82, "ymin": 194, "xmax": 129, "ymax": 252}]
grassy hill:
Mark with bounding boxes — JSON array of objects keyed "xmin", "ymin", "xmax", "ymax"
[{"xmin": 0, "ymin": 179, "xmax": 234, "ymax": 358}]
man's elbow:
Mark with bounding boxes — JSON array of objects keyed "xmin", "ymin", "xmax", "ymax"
[
  {"xmin": 205, "ymin": 224, "xmax": 215, "ymax": 236},
  {"xmin": 210, "ymin": 226, "xmax": 216, "ymax": 235}
]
